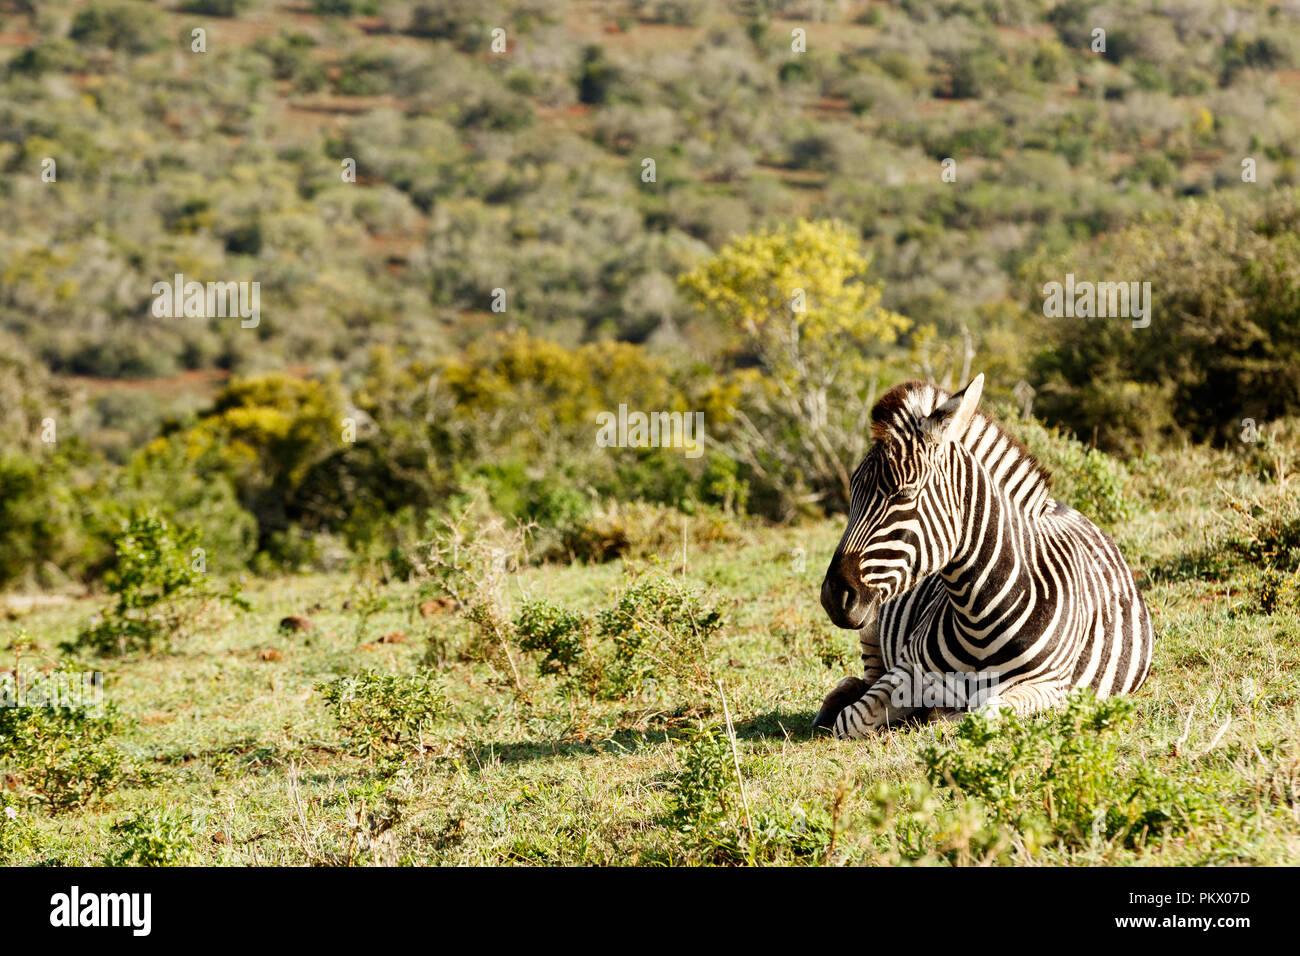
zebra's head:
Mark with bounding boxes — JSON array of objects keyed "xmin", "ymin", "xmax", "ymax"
[{"xmin": 821, "ymin": 374, "xmax": 985, "ymax": 629}]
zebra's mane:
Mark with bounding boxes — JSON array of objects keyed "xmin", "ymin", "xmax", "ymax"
[{"xmin": 870, "ymin": 381, "xmax": 1055, "ymax": 513}]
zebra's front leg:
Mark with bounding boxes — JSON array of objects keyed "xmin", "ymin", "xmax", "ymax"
[
  {"xmin": 832, "ymin": 661, "xmax": 929, "ymax": 739},
  {"xmin": 812, "ymin": 676, "xmax": 869, "ymax": 731},
  {"xmin": 812, "ymin": 616, "xmax": 887, "ymax": 731}
]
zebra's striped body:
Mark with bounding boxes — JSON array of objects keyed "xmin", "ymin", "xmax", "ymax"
[{"xmin": 814, "ymin": 375, "xmax": 1153, "ymax": 739}]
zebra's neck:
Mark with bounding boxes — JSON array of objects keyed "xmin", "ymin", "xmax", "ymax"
[
  {"xmin": 940, "ymin": 415, "xmax": 1053, "ymax": 631},
  {"xmin": 888, "ymin": 383, "xmax": 1053, "ymax": 515},
  {"xmin": 957, "ymin": 412, "xmax": 1053, "ymax": 516}
]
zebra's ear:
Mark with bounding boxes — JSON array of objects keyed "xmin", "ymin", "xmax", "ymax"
[{"xmin": 923, "ymin": 373, "xmax": 984, "ymax": 444}]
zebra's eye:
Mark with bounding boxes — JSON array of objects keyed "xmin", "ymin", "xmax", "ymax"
[{"xmin": 891, "ymin": 486, "xmax": 918, "ymax": 504}]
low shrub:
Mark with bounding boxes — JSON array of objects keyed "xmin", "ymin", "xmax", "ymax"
[
  {"xmin": 0, "ymin": 699, "xmax": 128, "ymax": 813},
  {"xmin": 76, "ymin": 513, "xmax": 250, "ymax": 655},
  {"xmin": 1223, "ymin": 485, "xmax": 1300, "ymax": 572},
  {"xmin": 666, "ymin": 725, "xmax": 737, "ymax": 837},
  {"xmin": 1234, "ymin": 566, "xmax": 1300, "ymax": 615},
  {"xmin": 512, "ymin": 572, "xmax": 724, "ymax": 702},
  {"xmin": 659, "ymin": 724, "xmax": 836, "ymax": 865},
  {"xmin": 318, "ymin": 671, "xmax": 445, "ymax": 760},
  {"xmin": 0, "ymin": 795, "xmax": 37, "ymax": 863},
  {"xmin": 922, "ymin": 692, "xmax": 1204, "ymax": 850},
  {"xmin": 104, "ymin": 807, "xmax": 197, "ymax": 867},
  {"xmin": 596, "ymin": 575, "xmax": 724, "ymax": 699},
  {"xmin": 513, "ymin": 599, "xmax": 593, "ymax": 683}
]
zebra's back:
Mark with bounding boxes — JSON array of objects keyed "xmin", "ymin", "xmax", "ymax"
[
  {"xmin": 875, "ymin": 499, "xmax": 1153, "ymax": 703},
  {"xmin": 1053, "ymin": 502, "xmax": 1154, "ymax": 697}
]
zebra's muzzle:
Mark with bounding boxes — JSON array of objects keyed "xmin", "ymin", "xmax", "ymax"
[{"xmin": 820, "ymin": 569, "xmax": 879, "ymax": 630}]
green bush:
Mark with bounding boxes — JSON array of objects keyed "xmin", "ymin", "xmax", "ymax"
[
  {"xmin": 104, "ymin": 808, "xmax": 197, "ymax": 867},
  {"xmin": 923, "ymin": 692, "xmax": 1204, "ymax": 850},
  {"xmin": 659, "ymin": 724, "xmax": 835, "ymax": 866},
  {"xmin": 159, "ymin": 374, "xmax": 349, "ymax": 553},
  {"xmin": 596, "ymin": 575, "xmax": 724, "ymax": 700},
  {"xmin": 69, "ymin": 2, "xmax": 167, "ymax": 54},
  {"xmin": 510, "ymin": 574, "xmax": 724, "ymax": 702},
  {"xmin": 0, "ymin": 700, "xmax": 128, "ymax": 813},
  {"xmin": 76, "ymin": 513, "xmax": 250, "ymax": 655},
  {"xmin": 1030, "ymin": 193, "xmax": 1300, "ymax": 452},
  {"xmin": 114, "ymin": 444, "xmax": 259, "ymax": 575},
  {"xmin": 0, "ymin": 448, "xmax": 108, "ymax": 589},
  {"xmin": 666, "ymin": 725, "xmax": 736, "ymax": 836},
  {"xmin": 0, "ymin": 794, "xmax": 37, "ymax": 863},
  {"xmin": 514, "ymin": 600, "xmax": 591, "ymax": 680},
  {"xmin": 318, "ymin": 671, "xmax": 445, "ymax": 759}
]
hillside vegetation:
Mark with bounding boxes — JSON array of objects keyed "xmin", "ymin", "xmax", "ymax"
[
  {"xmin": 4, "ymin": 433, "xmax": 1300, "ymax": 864},
  {"xmin": 1, "ymin": 1, "xmax": 1299, "ymax": 865}
]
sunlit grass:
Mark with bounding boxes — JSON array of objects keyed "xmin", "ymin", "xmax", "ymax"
[{"xmin": 5, "ymin": 447, "xmax": 1300, "ymax": 865}]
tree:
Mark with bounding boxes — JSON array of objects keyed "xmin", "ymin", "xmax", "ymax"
[
  {"xmin": 141, "ymin": 374, "xmax": 346, "ymax": 550},
  {"xmin": 679, "ymin": 219, "xmax": 910, "ymax": 516},
  {"xmin": 1029, "ymin": 191, "xmax": 1300, "ymax": 453}
]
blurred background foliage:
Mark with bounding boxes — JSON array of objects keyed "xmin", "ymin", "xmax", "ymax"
[{"xmin": 1, "ymin": 0, "xmax": 1298, "ymax": 587}]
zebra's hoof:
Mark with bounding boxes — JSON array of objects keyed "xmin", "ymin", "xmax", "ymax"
[{"xmin": 812, "ymin": 676, "xmax": 869, "ymax": 732}]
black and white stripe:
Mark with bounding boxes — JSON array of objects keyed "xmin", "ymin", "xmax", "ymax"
[{"xmin": 815, "ymin": 374, "xmax": 1153, "ymax": 739}]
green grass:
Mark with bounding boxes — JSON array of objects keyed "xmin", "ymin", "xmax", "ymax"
[{"xmin": 4, "ymin": 456, "xmax": 1300, "ymax": 866}]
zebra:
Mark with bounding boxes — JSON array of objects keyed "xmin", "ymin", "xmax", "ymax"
[{"xmin": 812, "ymin": 373, "xmax": 1153, "ymax": 739}]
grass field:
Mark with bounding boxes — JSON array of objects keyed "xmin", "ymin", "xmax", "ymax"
[
  {"xmin": 4, "ymin": 1, "xmax": 1300, "ymax": 871},
  {"xmin": 3, "ymin": 438, "xmax": 1299, "ymax": 867}
]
